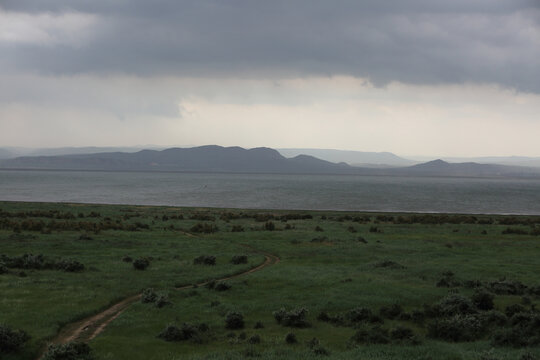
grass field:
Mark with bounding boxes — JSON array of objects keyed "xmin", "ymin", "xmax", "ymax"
[{"xmin": 1, "ymin": 201, "xmax": 540, "ymax": 359}]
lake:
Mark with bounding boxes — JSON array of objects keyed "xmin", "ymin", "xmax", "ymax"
[{"xmin": 1, "ymin": 170, "xmax": 540, "ymax": 214}]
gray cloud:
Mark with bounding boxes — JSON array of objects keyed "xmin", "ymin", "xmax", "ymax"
[{"xmin": 1, "ymin": 0, "xmax": 539, "ymax": 91}]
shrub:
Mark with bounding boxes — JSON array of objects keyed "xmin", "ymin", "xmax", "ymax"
[
  {"xmin": 122, "ymin": 255, "xmax": 132, "ymax": 263},
  {"xmin": 436, "ymin": 271, "xmax": 461, "ymax": 287},
  {"xmin": 505, "ymin": 304, "xmax": 527, "ymax": 318},
  {"xmin": 253, "ymin": 321, "xmax": 264, "ymax": 329},
  {"xmin": 193, "ymin": 255, "xmax": 216, "ymax": 266},
  {"xmin": 428, "ymin": 314, "xmax": 484, "ymax": 342},
  {"xmin": 374, "ymin": 260, "xmax": 405, "ymax": 269},
  {"xmin": 346, "ymin": 307, "xmax": 372, "ymax": 323},
  {"xmin": 471, "ymin": 289, "xmax": 495, "ymax": 311},
  {"xmin": 133, "ymin": 258, "xmax": 150, "ymax": 270},
  {"xmin": 158, "ymin": 323, "xmax": 198, "ymax": 342},
  {"xmin": 248, "ymin": 335, "xmax": 261, "ymax": 344},
  {"xmin": 479, "ymin": 310, "xmax": 508, "ymax": 327},
  {"xmin": 488, "ymin": 279, "xmax": 527, "ymax": 295},
  {"xmin": 0, "ymin": 325, "xmax": 30, "ymax": 353},
  {"xmin": 42, "ymin": 342, "xmax": 93, "ymax": 360},
  {"xmin": 225, "ymin": 312, "xmax": 244, "ymax": 330},
  {"xmin": 312, "ymin": 346, "xmax": 330, "ymax": 356},
  {"xmin": 350, "ymin": 326, "xmax": 390, "ymax": 344},
  {"xmin": 214, "ymin": 282, "xmax": 232, "ymax": 292},
  {"xmin": 190, "ymin": 223, "xmax": 218, "ymax": 233},
  {"xmin": 273, "ymin": 307, "xmax": 310, "ymax": 328},
  {"xmin": 141, "ymin": 288, "xmax": 157, "ymax": 303},
  {"xmin": 155, "ymin": 294, "xmax": 171, "ymax": 308},
  {"xmin": 231, "ymin": 225, "xmax": 244, "ymax": 232},
  {"xmin": 57, "ymin": 259, "xmax": 85, "ymax": 272},
  {"xmin": 435, "ymin": 294, "xmax": 477, "ymax": 317},
  {"xmin": 285, "ymin": 332, "xmax": 297, "ymax": 344},
  {"xmin": 390, "ymin": 326, "xmax": 420, "ymax": 345},
  {"xmin": 379, "ymin": 304, "xmax": 403, "ymax": 319},
  {"xmin": 315, "ymin": 226, "xmax": 324, "ymax": 232},
  {"xmin": 231, "ymin": 255, "xmax": 248, "ymax": 265},
  {"xmin": 264, "ymin": 221, "xmax": 275, "ymax": 231},
  {"xmin": 0, "ymin": 262, "xmax": 8, "ymax": 275}
]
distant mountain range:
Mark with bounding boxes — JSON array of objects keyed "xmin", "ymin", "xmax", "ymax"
[
  {"xmin": 277, "ymin": 148, "xmax": 415, "ymax": 167},
  {"xmin": 1, "ymin": 145, "xmax": 540, "ymax": 178}
]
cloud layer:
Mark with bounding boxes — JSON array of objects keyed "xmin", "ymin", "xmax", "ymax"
[{"xmin": 1, "ymin": 0, "xmax": 539, "ymax": 91}]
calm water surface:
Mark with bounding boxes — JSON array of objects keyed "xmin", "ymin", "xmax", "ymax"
[{"xmin": 1, "ymin": 170, "xmax": 540, "ymax": 214}]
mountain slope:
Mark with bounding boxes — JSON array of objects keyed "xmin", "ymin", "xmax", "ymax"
[
  {"xmin": 0, "ymin": 146, "xmax": 354, "ymax": 174},
  {"xmin": 277, "ymin": 148, "xmax": 415, "ymax": 167}
]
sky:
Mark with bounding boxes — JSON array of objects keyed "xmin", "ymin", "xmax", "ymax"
[{"xmin": 0, "ymin": 0, "xmax": 539, "ymax": 157}]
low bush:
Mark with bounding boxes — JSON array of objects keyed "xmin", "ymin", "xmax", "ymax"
[
  {"xmin": 121, "ymin": 255, "xmax": 132, "ymax": 263},
  {"xmin": 133, "ymin": 258, "xmax": 150, "ymax": 270},
  {"xmin": 158, "ymin": 323, "xmax": 198, "ymax": 342},
  {"xmin": 193, "ymin": 255, "xmax": 216, "ymax": 266},
  {"xmin": 379, "ymin": 304, "xmax": 403, "ymax": 319},
  {"xmin": 264, "ymin": 221, "xmax": 275, "ymax": 231},
  {"xmin": 0, "ymin": 325, "xmax": 30, "ymax": 353},
  {"xmin": 190, "ymin": 223, "xmax": 218, "ymax": 233},
  {"xmin": 315, "ymin": 226, "xmax": 324, "ymax": 232},
  {"xmin": 253, "ymin": 321, "xmax": 264, "ymax": 329},
  {"xmin": 505, "ymin": 304, "xmax": 527, "ymax": 318},
  {"xmin": 374, "ymin": 260, "xmax": 405, "ymax": 269},
  {"xmin": 247, "ymin": 335, "xmax": 261, "ymax": 344},
  {"xmin": 492, "ymin": 312, "xmax": 540, "ymax": 347},
  {"xmin": 390, "ymin": 326, "xmax": 421, "ymax": 345},
  {"xmin": 42, "ymin": 342, "xmax": 93, "ymax": 360},
  {"xmin": 155, "ymin": 294, "xmax": 171, "ymax": 308},
  {"xmin": 428, "ymin": 314, "xmax": 484, "ymax": 342},
  {"xmin": 57, "ymin": 259, "xmax": 85, "ymax": 272},
  {"xmin": 273, "ymin": 307, "xmax": 310, "ymax": 328},
  {"xmin": 488, "ymin": 279, "xmax": 527, "ymax": 295},
  {"xmin": 231, "ymin": 225, "xmax": 244, "ymax": 232},
  {"xmin": 214, "ymin": 282, "xmax": 232, "ymax": 292},
  {"xmin": 346, "ymin": 307, "xmax": 372, "ymax": 323},
  {"xmin": 231, "ymin": 255, "xmax": 248, "ymax": 264},
  {"xmin": 141, "ymin": 288, "xmax": 157, "ymax": 303},
  {"xmin": 471, "ymin": 289, "xmax": 495, "ymax": 311},
  {"xmin": 285, "ymin": 332, "xmax": 297, "ymax": 344},
  {"xmin": 225, "ymin": 312, "xmax": 245, "ymax": 330},
  {"xmin": 350, "ymin": 326, "xmax": 390, "ymax": 345},
  {"xmin": 435, "ymin": 294, "xmax": 477, "ymax": 317}
]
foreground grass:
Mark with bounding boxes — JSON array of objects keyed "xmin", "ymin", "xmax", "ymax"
[{"xmin": 1, "ymin": 201, "xmax": 539, "ymax": 359}]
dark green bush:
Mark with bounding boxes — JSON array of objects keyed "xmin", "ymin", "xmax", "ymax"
[
  {"xmin": 247, "ymin": 334, "xmax": 261, "ymax": 344},
  {"xmin": 154, "ymin": 294, "xmax": 171, "ymax": 308},
  {"xmin": 225, "ymin": 312, "xmax": 244, "ymax": 330},
  {"xmin": 253, "ymin": 321, "xmax": 264, "ymax": 329},
  {"xmin": 435, "ymin": 294, "xmax": 477, "ymax": 317},
  {"xmin": 379, "ymin": 304, "xmax": 403, "ymax": 319},
  {"xmin": 214, "ymin": 282, "xmax": 231, "ymax": 292},
  {"xmin": 285, "ymin": 333, "xmax": 297, "ymax": 344},
  {"xmin": 231, "ymin": 255, "xmax": 248, "ymax": 264},
  {"xmin": 57, "ymin": 259, "xmax": 85, "ymax": 272},
  {"xmin": 132, "ymin": 258, "xmax": 150, "ymax": 270},
  {"xmin": 190, "ymin": 223, "xmax": 218, "ymax": 233},
  {"xmin": 374, "ymin": 260, "xmax": 405, "ymax": 269},
  {"xmin": 471, "ymin": 289, "xmax": 495, "ymax": 310},
  {"xmin": 488, "ymin": 279, "xmax": 527, "ymax": 295},
  {"xmin": 0, "ymin": 325, "xmax": 30, "ymax": 353},
  {"xmin": 193, "ymin": 255, "xmax": 216, "ymax": 265},
  {"xmin": 264, "ymin": 221, "xmax": 275, "ymax": 231},
  {"xmin": 42, "ymin": 342, "xmax": 93, "ymax": 360},
  {"xmin": 428, "ymin": 314, "xmax": 484, "ymax": 342},
  {"xmin": 346, "ymin": 307, "xmax": 372, "ymax": 323},
  {"xmin": 390, "ymin": 326, "xmax": 421, "ymax": 344},
  {"xmin": 273, "ymin": 307, "xmax": 310, "ymax": 328},
  {"xmin": 231, "ymin": 225, "xmax": 244, "ymax": 232},
  {"xmin": 505, "ymin": 304, "xmax": 527, "ymax": 318},
  {"xmin": 158, "ymin": 323, "xmax": 199, "ymax": 342},
  {"xmin": 350, "ymin": 326, "xmax": 390, "ymax": 344},
  {"xmin": 141, "ymin": 288, "xmax": 158, "ymax": 303}
]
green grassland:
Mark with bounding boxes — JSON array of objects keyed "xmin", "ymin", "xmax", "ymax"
[{"xmin": 1, "ymin": 201, "xmax": 540, "ymax": 359}]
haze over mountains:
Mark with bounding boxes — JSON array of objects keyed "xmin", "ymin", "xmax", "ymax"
[{"xmin": 1, "ymin": 145, "xmax": 540, "ymax": 178}]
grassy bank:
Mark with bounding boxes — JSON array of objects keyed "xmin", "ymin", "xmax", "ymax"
[{"xmin": 1, "ymin": 201, "xmax": 539, "ymax": 359}]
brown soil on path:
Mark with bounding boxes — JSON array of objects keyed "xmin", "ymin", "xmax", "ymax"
[{"xmin": 37, "ymin": 245, "xmax": 279, "ymax": 359}]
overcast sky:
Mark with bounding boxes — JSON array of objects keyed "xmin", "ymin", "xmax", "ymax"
[{"xmin": 1, "ymin": 0, "xmax": 539, "ymax": 157}]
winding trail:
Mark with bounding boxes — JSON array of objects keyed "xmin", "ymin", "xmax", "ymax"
[{"xmin": 37, "ymin": 245, "xmax": 279, "ymax": 359}]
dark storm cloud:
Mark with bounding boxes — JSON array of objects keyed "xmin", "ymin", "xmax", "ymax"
[{"xmin": 1, "ymin": 0, "xmax": 539, "ymax": 91}]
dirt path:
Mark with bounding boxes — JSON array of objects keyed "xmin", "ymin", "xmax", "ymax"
[{"xmin": 37, "ymin": 245, "xmax": 279, "ymax": 359}]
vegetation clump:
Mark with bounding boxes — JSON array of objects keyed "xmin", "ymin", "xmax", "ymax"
[
  {"xmin": 374, "ymin": 260, "xmax": 405, "ymax": 269},
  {"xmin": 0, "ymin": 254, "xmax": 84, "ymax": 272},
  {"xmin": 273, "ymin": 307, "xmax": 311, "ymax": 328},
  {"xmin": 132, "ymin": 258, "xmax": 150, "ymax": 270},
  {"xmin": 158, "ymin": 323, "xmax": 199, "ymax": 342},
  {"xmin": 231, "ymin": 225, "xmax": 244, "ymax": 232},
  {"xmin": 285, "ymin": 332, "xmax": 297, "ymax": 344},
  {"xmin": 190, "ymin": 223, "xmax": 218, "ymax": 233},
  {"xmin": 225, "ymin": 312, "xmax": 245, "ymax": 330},
  {"xmin": 231, "ymin": 255, "xmax": 248, "ymax": 264},
  {"xmin": 193, "ymin": 255, "xmax": 216, "ymax": 266},
  {"xmin": 0, "ymin": 324, "xmax": 30, "ymax": 353},
  {"xmin": 214, "ymin": 282, "xmax": 232, "ymax": 292},
  {"xmin": 42, "ymin": 342, "xmax": 93, "ymax": 360},
  {"xmin": 428, "ymin": 314, "xmax": 485, "ymax": 342}
]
